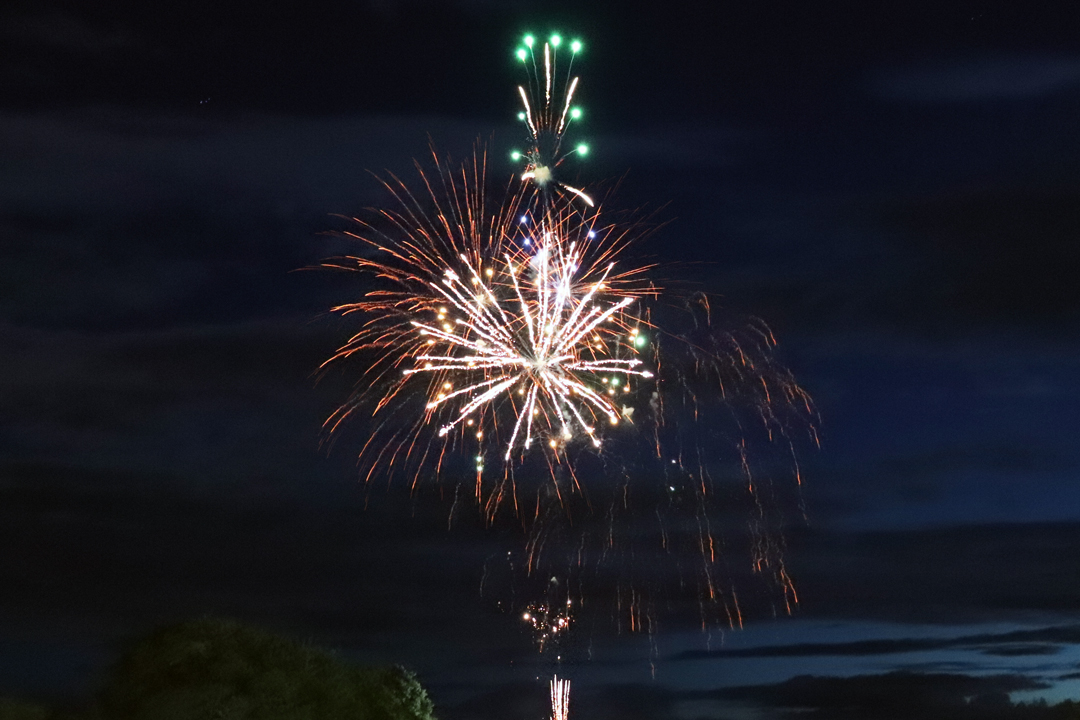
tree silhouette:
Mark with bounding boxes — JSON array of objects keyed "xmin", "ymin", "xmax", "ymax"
[
  {"xmin": 98, "ymin": 618, "xmax": 436, "ymax": 720},
  {"xmin": 0, "ymin": 699, "xmax": 49, "ymax": 720}
]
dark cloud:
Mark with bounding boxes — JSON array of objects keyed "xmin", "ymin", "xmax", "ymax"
[
  {"xmin": 574, "ymin": 683, "xmax": 688, "ymax": 720},
  {"xmin": 879, "ymin": 445, "xmax": 1071, "ymax": 479},
  {"xmin": 716, "ymin": 183, "xmax": 1080, "ymax": 338},
  {"xmin": 785, "ymin": 523, "xmax": 1080, "ymax": 623},
  {"xmin": 890, "ymin": 660, "xmax": 984, "ymax": 674},
  {"xmin": 0, "ymin": 108, "xmax": 498, "ymax": 331},
  {"xmin": 445, "ymin": 672, "xmax": 1064, "ymax": 720},
  {"xmin": 981, "ymin": 645, "xmax": 1064, "ymax": 658},
  {"xmin": 0, "ymin": 3, "xmax": 509, "ymax": 116},
  {"xmin": 714, "ymin": 671, "xmax": 1049, "ymax": 717},
  {"xmin": 871, "ymin": 188, "xmax": 1080, "ymax": 329},
  {"xmin": 0, "ymin": 453, "xmax": 754, "ymax": 708},
  {"xmin": 0, "ymin": 456, "xmax": 538, "ymax": 696},
  {"xmin": 1, "ymin": 11, "xmax": 132, "ymax": 55},
  {"xmin": 800, "ymin": 434, "xmax": 1079, "ymax": 528},
  {"xmin": 5, "ymin": 1, "xmax": 1077, "ymax": 120},
  {"xmin": 878, "ymin": 56, "xmax": 1080, "ymax": 103},
  {"xmin": 0, "ymin": 319, "xmax": 344, "ymax": 486},
  {"xmin": 672, "ymin": 626, "xmax": 1079, "ymax": 660}
]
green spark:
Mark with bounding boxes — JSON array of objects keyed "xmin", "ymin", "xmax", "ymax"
[
  {"xmin": 570, "ymin": 40, "xmax": 582, "ymax": 53},
  {"xmin": 524, "ymin": 34, "xmax": 535, "ymax": 48},
  {"xmin": 516, "ymin": 48, "xmax": 527, "ymax": 61},
  {"xmin": 510, "ymin": 150, "xmax": 522, "ymax": 160},
  {"xmin": 634, "ymin": 334, "xmax": 647, "ymax": 348},
  {"xmin": 570, "ymin": 107, "xmax": 582, "ymax": 119},
  {"xmin": 550, "ymin": 34, "xmax": 561, "ymax": 47},
  {"xmin": 576, "ymin": 143, "xmax": 589, "ymax": 156}
]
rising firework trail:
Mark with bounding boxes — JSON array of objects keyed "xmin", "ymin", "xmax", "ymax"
[{"xmin": 551, "ymin": 676, "xmax": 570, "ymax": 720}]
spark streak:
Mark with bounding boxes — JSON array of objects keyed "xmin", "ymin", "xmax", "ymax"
[
  {"xmin": 404, "ymin": 229, "xmax": 650, "ymax": 457},
  {"xmin": 322, "ymin": 148, "xmax": 655, "ymax": 491},
  {"xmin": 322, "ymin": 35, "xmax": 817, "ymax": 636},
  {"xmin": 513, "ymin": 34, "xmax": 593, "ymax": 207},
  {"xmin": 551, "ymin": 676, "xmax": 570, "ymax": 720}
]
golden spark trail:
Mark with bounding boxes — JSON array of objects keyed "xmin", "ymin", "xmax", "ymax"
[
  {"xmin": 321, "ymin": 33, "xmax": 819, "ymax": 637},
  {"xmin": 321, "ymin": 147, "xmax": 656, "ymax": 490}
]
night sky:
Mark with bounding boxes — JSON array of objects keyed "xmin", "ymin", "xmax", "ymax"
[{"xmin": 4, "ymin": 1, "xmax": 1080, "ymax": 718}]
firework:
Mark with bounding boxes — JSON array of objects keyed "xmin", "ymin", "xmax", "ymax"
[
  {"xmin": 406, "ymin": 221, "xmax": 652, "ymax": 458},
  {"xmin": 322, "ymin": 148, "xmax": 656, "ymax": 502},
  {"xmin": 522, "ymin": 593, "xmax": 573, "ymax": 651},
  {"xmin": 551, "ymin": 676, "xmax": 570, "ymax": 720},
  {"xmin": 511, "ymin": 34, "xmax": 593, "ymax": 208},
  {"xmin": 323, "ymin": 35, "xmax": 657, "ymax": 494},
  {"xmin": 323, "ymin": 34, "xmax": 817, "ymax": 636}
]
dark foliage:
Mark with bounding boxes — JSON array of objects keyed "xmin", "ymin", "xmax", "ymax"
[
  {"xmin": 97, "ymin": 618, "xmax": 435, "ymax": 720},
  {"xmin": 0, "ymin": 699, "xmax": 49, "ymax": 720}
]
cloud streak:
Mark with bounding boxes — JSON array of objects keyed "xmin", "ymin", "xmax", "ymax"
[
  {"xmin": 878, "ymin": 56, "xmax": 1080, "ymax": 103},
  {"xmin": 672, "ymin": 625, "xmax": 1080, "ymax": 660}
]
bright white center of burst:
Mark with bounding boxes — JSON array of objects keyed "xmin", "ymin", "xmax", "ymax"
[
  {"xmin": 406, "ymin": 238, "xmax": 653, "ymax": 460},
  {"xmin": 531, "ymin": 165, "xmax": 553, "ymax": 186}
]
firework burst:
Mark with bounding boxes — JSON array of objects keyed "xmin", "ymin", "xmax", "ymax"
[
  {"xmin": 322, "ymin": 33, "xmax": 817, "ymax": 636},
  {"xmin": 407, "ymin": 220, "xmax": 652, "ymax": 457},
  {"xmin": 511, "ymin": 33, "xmax": 593, "ymax": 208},
  {"xmin": 522, "ymin": 592, "xmax": 573, "ymax": 652},
  {"xmin": 322, "ymin": 148, "xmax": 656, "ymax": 509}
]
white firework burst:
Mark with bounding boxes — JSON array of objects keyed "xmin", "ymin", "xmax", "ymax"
[{"xmin": 405, "ymin": 225, "xmax": 652, "ymax": 462}]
